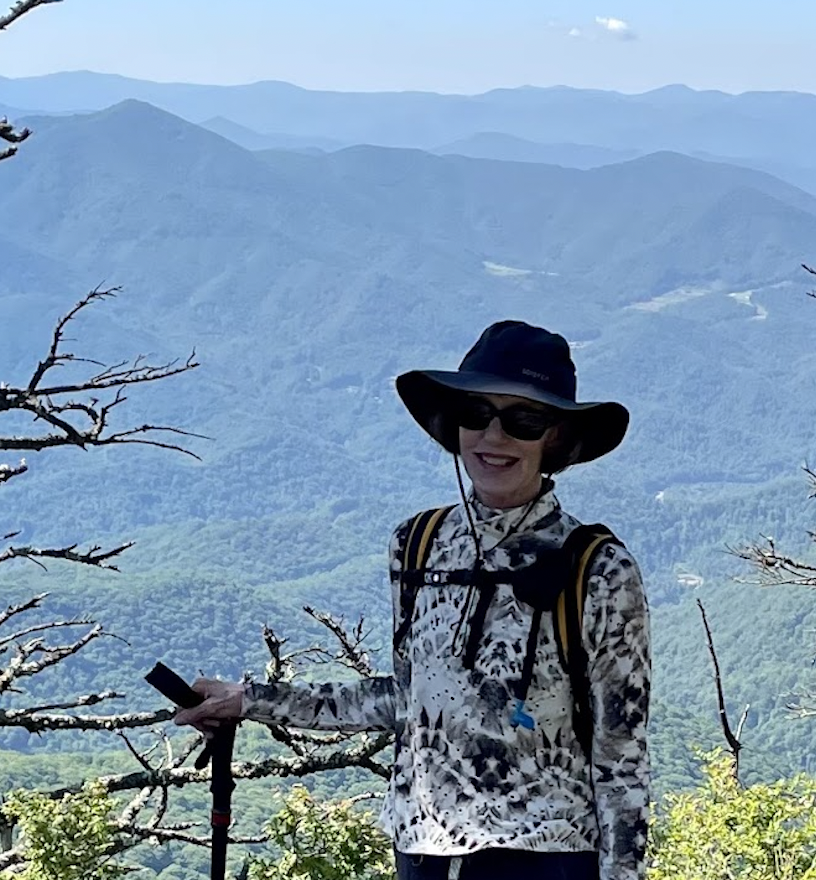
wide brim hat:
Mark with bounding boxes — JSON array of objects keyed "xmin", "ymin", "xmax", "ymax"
[{"xmin": 396, "ymin": 321, "xmax": 629, "ymax": 467}]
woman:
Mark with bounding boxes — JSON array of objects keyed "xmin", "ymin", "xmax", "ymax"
[{"xmin": 175, "ymin": 321, "xmax": 650, "ymax": 880}]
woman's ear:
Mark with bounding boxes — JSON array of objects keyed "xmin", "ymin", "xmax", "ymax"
[{"xmin": 540, "ymin": 419, "xmax": 581, "ymax": 474}]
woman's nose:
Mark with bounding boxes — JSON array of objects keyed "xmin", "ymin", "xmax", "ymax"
[{"xmin": 483, "ymin": 415, "xmax": 507, "ymax": 440}]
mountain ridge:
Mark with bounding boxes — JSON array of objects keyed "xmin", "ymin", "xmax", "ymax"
[{"xmin": 3, "ymin": 72, "xmax": 816, "ymax": 160}]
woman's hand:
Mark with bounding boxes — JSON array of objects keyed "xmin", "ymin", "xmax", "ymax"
[{"xmin": 172, "ymin": 678, "xmax": 244, "ymax": 733}]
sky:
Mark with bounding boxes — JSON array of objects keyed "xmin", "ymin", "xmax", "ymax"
[{"xmin": 2, "ymin": 0, "xmax": 816, "ymax": 95}]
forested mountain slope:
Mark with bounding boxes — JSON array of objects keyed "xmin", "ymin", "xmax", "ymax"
[{"xmin": 2, "ymin": 100, "xmax": 815, "ymax": 788}]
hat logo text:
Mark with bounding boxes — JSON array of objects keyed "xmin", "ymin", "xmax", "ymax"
[{"xmin": 521, "ymin": 368, "xmax": 549, "ymax": 382}]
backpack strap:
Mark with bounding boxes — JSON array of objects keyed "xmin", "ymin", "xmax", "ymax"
[
  {"xmin": 510, "ymin": 523, "xmax": 622, "ymax": 744},
  {"xmin": 553, "ymin": 523, "xmax": 622, "ymax": 757},
  {"xmin": 394, "ymin": 506, "xmax": 455, "ymax": 650}
]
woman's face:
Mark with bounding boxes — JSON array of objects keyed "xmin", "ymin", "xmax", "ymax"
[{"xmin": 458, "ymin": 393, "xmax": 564, "ymax": 509}]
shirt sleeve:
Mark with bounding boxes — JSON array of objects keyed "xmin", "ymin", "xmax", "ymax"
[
  {"xmin": 583, "ymin": 543, "xmax": 651, "ymax": 880},
  {"xmin": 240, "ymin": 522, "xmax": 412, "ymax": 733},
  {"xmin": 241, "ymin": 676, "xmax": 396, "ymax": 732}
]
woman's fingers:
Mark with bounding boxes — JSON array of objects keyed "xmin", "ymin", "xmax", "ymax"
[{"xmin": 172, "ymin": 679, "xmax": 244, "ymax": 727}]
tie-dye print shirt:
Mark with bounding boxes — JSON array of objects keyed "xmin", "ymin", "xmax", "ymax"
[{"xmin": 242, "ymin": 488, "xmax": 650, "ymax": 880}]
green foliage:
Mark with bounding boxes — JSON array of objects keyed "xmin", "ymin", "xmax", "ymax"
[
  {"xmin": 248, "ymin": 786, "xmax": 394, "ymax": 880},
  {"xmin": 1, "ymin": 783, "xmax": 127, "ymax": 880},
  {"xmin": 649, "ymin": 750, "xmax": 816, "ymax": 880}
]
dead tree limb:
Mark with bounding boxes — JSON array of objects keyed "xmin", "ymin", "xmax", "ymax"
[
  {"xmin": 0, "ymin": 287, "xmax": 202, "ymax": 458},
  {"xmin": 728, "ymin": 461, "xmax": 816, "ymax": 587},
  {"xmin": 729, "ymin": 533, "xmax": 816, "ymax": 587},
  {"xmin": 803, "ymin": 263, "xmax": 816, "ymax": 299},
  {"xmin": 302, "ymin": 606, "xmax": 375, "ymax": 677},
  {"xmin": 0, "ymin": 459, "xmax": 27, "ymax": 485},
  {"xmin": 0, "ymin": 705, "xmax": 175, "ymax": 734},
  {"xmin": 0, "ymin": 116, "xmax": 30, "ymax": 162},
  {"xmin": 697, "ymin": 599, "xmax": 744, "ymax": 780},
  {"xmin": 0, "ymin": 540, "xmax": 135, "ymax": 570},
  {"xmin": 0, "ymin": 1, "xmax": 65, "ymax": 158},
  {"xmin": 35, "ymin": 731, "xmax": 393, "ymax": 802},
  {"xmin": 0, "ymin": 0, "xmax": 62, "ymax": 32},
  {"xmin": 1, "ymin": 287, "xmax": 202, "ymax": 569},
  {"xmin": 0, "ymin": 616, "xmax": 95, "ymax": 651},
  {"xmin": 0, "ymin": 593, "xmax": 47, "ymax": 627}
]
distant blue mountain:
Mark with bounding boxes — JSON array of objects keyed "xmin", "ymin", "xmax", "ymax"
[
  {"xmin": 2, "ymin": 72, "xmax": 816, "ymax": 168},
  {"xmin": 199, "ymin": 116, "xmax": 346, "ymax": 153},
  {"xmin": 431, "ymin": 133, "xmax": 640, "ymax": 168}
]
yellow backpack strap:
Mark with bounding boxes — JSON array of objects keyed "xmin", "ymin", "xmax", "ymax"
[
  {"xmin": 555, "ymin": 531, "xmax": 614, "ymax": 667},
  {"xmin": 394, "ymin": 506, "xmax": 454, "ymax": 649},
  {"xmin": 553, "ymin": 524, "xmax": 622, "ymax": 756}
]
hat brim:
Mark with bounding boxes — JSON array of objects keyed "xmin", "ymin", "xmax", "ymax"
[{"xmin": 396, "ymin": 369, "xmax": 629, "ymax": 466}]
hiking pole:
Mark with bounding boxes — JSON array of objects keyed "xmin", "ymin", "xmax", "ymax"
[{"xmin": 145, "ymin": 662, "xmax": 237, "ymax": 880}]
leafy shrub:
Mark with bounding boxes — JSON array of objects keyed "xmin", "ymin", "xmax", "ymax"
[
  {"xmin": 249, "ymin": 786, "xmax": 394, "ymax": 880},
  {"xmin": 1, "ymin": 783, "xmax": 127, "ymax": 880},
  {"xmin": 649, "ymin": 750, "xmax": 816, "ymax": 880}
]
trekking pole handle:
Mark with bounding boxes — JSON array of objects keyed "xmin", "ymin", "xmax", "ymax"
[{"xmin": 145, "ymin": 661, "xmax": 203, "ymax": 709}]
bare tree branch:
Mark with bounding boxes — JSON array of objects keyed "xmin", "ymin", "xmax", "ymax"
[
  {"xmin": 803, "ymin": 263, "xmax": 816, "ymax": 299},
  {"xmin": 302, "ymin": 606, "xmax": 376, "ymax": 677},
  {"xmin": 805, "ymin": 463, "xmax": 816, "ymax": 499},
  {"xmin": 262, "ymin": 623, "xmax": 288, "ymax": 683},
  {"xmin": 0, "ymin": 0, "xmax": 63, "ymax": 161},
  {"xmin": 118, "ymin": 732, "xmax": 157, "ymax": 775},
  {"xmin": 786, "ymin": 697, "xmax": 816, "ymax": 719},
  {"xmin": 0, "ymin": 1, "xmax": 63, "ymax": 160},
  {"xmin": 1, "ymin": 286, "xmax": 202, "ymax": 462},
  {"xmin": 0, "ymin": 616, "xmax": 96, "ymax": 651},
  {"xmin": 0, "ymin": 0, "xmax": 62, "ymax": 31},
  {"xmin": 0, "ymin": 704, "xmax": 175, "ymax": 733},
  {"xmin": 0, "ymin": 117, "xmax": 31, "ymax": 162},
  {"xmin": 729, "ymin": 533, "xmax": 816, "ymax": 587},
  {"xmin": 0, "ymin": 691, "xmax": 124, "ymax": 716},
  {"xmin": 729, "ymin": 459, "xmax": 816, "ymax": 586},
  {"xmin": 0, "ymin": 592, "xmax": 47, "ymax": 628},
  {"xmin": 115, "ymin": 823, "xmax": 267, "ymax": 850},
  {"xmin": 0, "ymin": 539, "xmax": 135, "ymax": 570},
  {"xmin": 0, "ymin": 623, "xmax": 113, "ymax": 695},
  {"xmin": 697, "ymin": 599, "xmax": 743, "ymax": 780},
  {"xmin": 0, "ymin": 459, "xmax": 27, "ymax": 485},
  {"xmin": 735, "ymin": 703, "xmax": 751, "ymax": 743},
  {"xmin": 1, "ymin": 288, "xmax": 202, "ymax": 578},
  {"xmin": 35, "ymin": 731, "xmax": 393, "ymax": 802}
]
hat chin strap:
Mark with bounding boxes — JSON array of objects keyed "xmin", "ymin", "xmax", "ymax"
[{"xmin": 453, "ymin": 454, "xmax": 482, "ymax": 563}]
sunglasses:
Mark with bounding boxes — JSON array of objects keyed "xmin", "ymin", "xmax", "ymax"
[{"xmin": 454, "ymin": 397, "xmax": 560, "ymax": 441}]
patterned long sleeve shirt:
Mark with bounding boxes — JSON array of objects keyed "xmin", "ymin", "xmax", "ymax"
[{"xmin": 242, "ymin": 488, "xmax": 650, "ymax": 880}]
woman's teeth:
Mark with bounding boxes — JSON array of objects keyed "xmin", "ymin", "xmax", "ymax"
[{"xmin": 478, "ymin": 453, "xmax": 517, "ymax": 468}]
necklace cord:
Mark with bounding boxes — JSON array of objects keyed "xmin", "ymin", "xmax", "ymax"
[{"xmin": 450, "ymin": 457, "xmax": 546, "ymax": 663}]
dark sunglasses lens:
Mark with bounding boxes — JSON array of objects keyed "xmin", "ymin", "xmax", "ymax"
[
  {"xmin": 456, "ymin": 399, "xmax": 495, "ymax": 431},
  {"xmin": 456, "ymin": 399, "xmax": 557, "ymax": 440},
  {"xmin": 500, "ymin": 407, "xmax": 556, "ymax": 440}
]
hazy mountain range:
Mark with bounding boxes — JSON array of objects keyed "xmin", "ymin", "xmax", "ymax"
[
  {"xmin": 2, "ymin": 82, "xmax": 816, "ymax": 785},
  {"xmin": 3, "ymin": 72, "xmax": 816, "ymax": 194}
]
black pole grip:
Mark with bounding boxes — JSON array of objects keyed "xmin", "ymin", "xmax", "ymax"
[{"xmin": 145, "ymin": 661, "xmax": 203, "ymax": 709}]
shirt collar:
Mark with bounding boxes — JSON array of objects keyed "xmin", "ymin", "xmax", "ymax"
[{"xmin": 467, "ymin": 478, "xmax": 559, "ymax": 535}]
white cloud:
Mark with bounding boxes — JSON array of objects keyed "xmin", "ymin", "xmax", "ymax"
[
  {"xmin": 595, "ymin": 16, "xmax": 637, "ymax": 40},
  {"xmin": 568, "ymin": 27, "xmax": 583, "ymax": 38}
]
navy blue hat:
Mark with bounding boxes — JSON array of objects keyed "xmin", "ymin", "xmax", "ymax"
[{"xmin": 396, "ymin": 320, "xmax": 629, "ymax": 465}]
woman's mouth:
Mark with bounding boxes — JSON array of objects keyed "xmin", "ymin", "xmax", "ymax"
[{"xmin": 476, "ymin": 453, "xmax": 518, "ymax": 469}]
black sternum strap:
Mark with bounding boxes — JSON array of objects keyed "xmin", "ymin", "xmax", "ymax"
[
  {"xmin": 517, "ymin": 607, "xmax": 543, "ymax": 702},
  {"xmin": 461, "ymin": 570, "xmax": 496, "ymax": 670}
]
